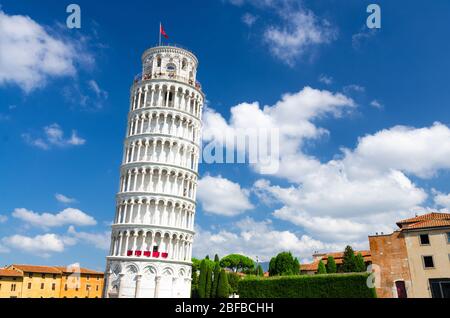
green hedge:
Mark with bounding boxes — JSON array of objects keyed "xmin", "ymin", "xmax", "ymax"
[{"xmin": 238, "ymin": 273, "xmax": 377, "ymax": 298}]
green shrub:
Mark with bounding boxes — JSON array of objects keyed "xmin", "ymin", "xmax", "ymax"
[
  {"xmin": 317, "ymin": 260, "xmax": 327, "ymax": 274},
  {"xmin": 217, "ymin": 269, "xmax": 231, "ymax": 298},
  {"xmin": 326, "ymin": 256, "xmax": 337, "ymax": 274},
  {"xmin": 238, "ymin": 273, "xmax": 377, "ymax": 298}
]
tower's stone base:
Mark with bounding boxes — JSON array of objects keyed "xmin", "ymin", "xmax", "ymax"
[{"xmin": 104, "ymin": 259, "xmax": 192, "ymax": 298}]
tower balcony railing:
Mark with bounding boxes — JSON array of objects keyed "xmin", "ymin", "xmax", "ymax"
[{"xmin": 133, "ymin": 72, "xmax": 202, "ymax": 91}]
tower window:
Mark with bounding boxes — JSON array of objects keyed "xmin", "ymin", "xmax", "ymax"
[
  {"xmin": 157, "ymin": 57, "xmax": 162, "ymax": 67},
  {"xmin": 182, "ymin": 59, "xmax": 187, "ymax": 70}
]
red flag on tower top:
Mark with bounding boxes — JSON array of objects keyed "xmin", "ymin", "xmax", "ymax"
[{"xmin": 160, "ymin": 23, "xmax": 169, "ymax": 39}]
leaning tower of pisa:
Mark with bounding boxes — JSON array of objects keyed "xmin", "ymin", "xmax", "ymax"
[{"xmin": 104, "ymin": 45, "xmax": 203, "ymax": 298}]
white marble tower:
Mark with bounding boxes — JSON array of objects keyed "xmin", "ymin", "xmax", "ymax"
[{"xmin": 104, "ymin": 45, "xmax": 203, "ymax": 298}]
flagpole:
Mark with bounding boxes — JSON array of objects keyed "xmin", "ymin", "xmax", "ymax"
[{"xmin": 159, "ymin": 22, "xmax": 161, "ymax": 46}]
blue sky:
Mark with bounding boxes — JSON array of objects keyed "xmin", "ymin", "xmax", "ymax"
[{"xmin": 1, "ymin": 0, "xmax": 450, "ymax": 270}]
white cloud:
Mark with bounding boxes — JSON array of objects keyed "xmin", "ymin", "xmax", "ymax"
[
  {"xmin": 0, "ymin": 242, "xmax": 9, "ymax": 253},
  {"xmin": 197, "ymin": 175, "xmax": 254, "ymax": 216},
  {"xmin": 22, "ymin": 123, "xmax": 86, "ymax": 150},
  {"xmin": 318, "ymin": 74, "xmax": 333, "ymax": 85},
  {"xmin": 370, "ymin": 100, "xmax": 383, "ymax": 109},
  {"xmin": 12, "ymin": 208, "xmax": 97, "ymax": 229},
  {"xmin": 1, "ymin": 233, "xmax": 74, "ymax": 257},
  {"xmin": 263, "ymin": 9, "xmax": 336, "ymax": 65},
  {"xmin": 204, "ymin": 85, "xmax": 450, "ymax": 245},
  {"xmin": 0, "ymin": 10, "xmax": 91, "ymax": 92},
  {"xmin": 203, "ymin": 86, "xmax": 355, "ymax": 159},
  {"xmin": 242, "ymin": 13, "xmax": 258, "ymax": 27},
  {"xmin": 67, "ymin": 226, "xmax": 110, "ymax": 250},
  {"xmin": 88, "ymin": 80, "xmax": 108, "ymax": 99},
  {"xmin": 226, "ymin": 0, "xmax": 336, "ymax": 65},
  {"xmin": 343, "ymin": 84, "xmax": 365, "ymax": 94},
  {"xmin": 352, "ymin": 25, "xmax": 378, "ymax": 50},
  {"xmin": 55, "ymin": 193, "xmax": 77, "ymax": 204},
  {"xmin": 193, "ymin": 218, "xmax": 359, "ymax": 261},
  {"xmin": 0, "ymin": 214, "xmax": 7, "ymax": 223},
  {"xmin": 434, "ymin": 191, "xmax": 450, "ymax": 209}
]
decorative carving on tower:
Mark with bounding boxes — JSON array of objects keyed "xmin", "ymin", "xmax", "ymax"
[{"xmin": 104, "ymin": 45, "xmax": 203, "ymax": 298}]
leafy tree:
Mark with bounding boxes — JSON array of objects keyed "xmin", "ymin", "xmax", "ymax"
[
  {"xmin": 214, "ymin": 254, "xmax": 220, "ymax": 263},
  {"xmin": 317, "ymin": 260, "xmax": 327, "ymax": 274},
  {"xmin": 211, "ymin": 263, "xmax": 221, "ymax": 298},
  {"xmin": 256, "ymin": 264, "xmax": 264, "ymax": 276},
  {"xmin": 198, "ymin": 260, "xmax": 207, "ymax": 298},
  {"xmin": 269, "ymin": 252, "xmax": 300, "ymax": 276},
  {"xmin": 217, "ymin": 269, "xmax": 230, "ymax": 298},
  {"xmin": 341, "ymin": 246, "xmax": 357, "ymax": 273},
  {"xmin": 205, "ymin": 265, "xmax": 213, "ymax": 298},
  {"xmin": 220, "ymin": 254, "xmax": 255, "ymax": 273},
  {"xmin": 205, "ymin": 255, "xmax": 210, "ymax": 260},
  {"xmin": 355, "ymin": 253, "xmax": 366, "ymax": 272},
  {"xmin": 326, "ymin": 256, "xmax": 337, "ymax": 274}
]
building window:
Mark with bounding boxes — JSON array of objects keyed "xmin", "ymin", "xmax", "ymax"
[
  {"xmin": 11, "ymin": 284, "xmax": 16, "ymax": 292},
  {"xmin": 96, "ymin": 285, "xmax": 99, "ymax": 291},
  {"xmin": 41, "ymin": 274, "xmax": 45, "ymax": 279},
  {"xmin": 0, "ymin": 284, "xmax": 2, "ymax": 290},
  {"xmin": 157, "ymin": 57, "xmax": 162, "ymax": 67},
  {"xmin": 28, "ymin": 282, "xmax": 32, "ymax": 289},
  {"xmin": 420, "ymin": 234, "xmax": 430, "ymax": 245},
  {"xmin": 87, "ymin": 275, "xmax": 90, "ymax": 281},
  {"xmin": 28, "ymin": 273, "xmax": 32, "ymax": 278},
  {"xmin": 86, "ymin": 284, "xmax": 90, "ymax": 291},
  {"xmin": 65, "ymin": 284, "xmax": 68, "ymax": 291},
  {"xmin": 40, "ymin": 283, "xmax": 44, "ymax": 289},
  {"xmin": 53, "ymin": 274, "xmax": 57, "ymax": 279},
  {"xmin": 423, "ymin": 256, "xmax": 435, "ymax": 268},
  {"xmin": 447, "ymin": 232, "xmax": 450, "ymax": 244},
  {"xmin": 52, "ymin": 283, "xmax": 56, "ymax": 291},
  {"xmin": 96, "ymin": 276, "xmax": 100, "ymax": 281}
]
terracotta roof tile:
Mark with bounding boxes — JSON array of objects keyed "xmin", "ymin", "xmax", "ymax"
[
  {"xmin": 11, "ymin": 265, "xmax": 62, "ymax": 274},
  {"xmin": 0, "ymin": 268, "xmax": 23, "ymax": 277},
  {"xmin": 397, "ymin": 212, "xmax": 450, "ymax": 225},
  {"xmin": 301, "ymin": 250, "xmax": 372, "ymax": 272},
  {"xmin": 396, "ymin": 212, "xmax": 450, "ymax": 230}
]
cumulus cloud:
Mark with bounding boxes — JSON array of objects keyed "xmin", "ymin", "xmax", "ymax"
[
  {"xmin": 1, "ymin": 233, "xmax": 75, "ymax": 257},
  {"xmin": 0, "ymin": 10, "xmax": 92, "ymax": 92},
  {"xmin": 434, "ymin": 191, "xmax": 450, "ymax": 209},
  {"xmin": 204, "ymin": 86, "xmax": 450, "ymax": 246},
  {"xmin": 197, "ymin": 175, "xmax": 254, "ymax": 216},
  {"xmin": 12, "ymin": 208, "xmax": 97, "ymax": 229},
  {"xmin": 22, "ymin": 123, "xmax": 86, "ymax": 150},
  {"xmin": 55, "ymin": 193, "xmax": 77, "ymax": 204},
  {"xmin": 193, "ymin": 217, "xmax": 359, "ymax": 261},
  {"xmin": 226, "ymin": 0, "xmax": 336, "ymax": 65},
  {"xmin": 203, "ymin": 86, "xmax": 355, "ymax": 160},
  {"xmin": 67, "ymin": 226, "xmax": 110, "ymax": 250}
]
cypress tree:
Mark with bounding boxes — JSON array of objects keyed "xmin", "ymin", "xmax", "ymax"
[
  {"xmin": 198, "ymin": 259, "xmax": 207, "ymax": 298},
  {"xmin": 214, "ymin": 254, "xmax": 220, "ymax": 263},
  {"xmin": 205, "ymin": 265, "xmax": 213, "ymax": 298},
  {"xmin": 256, "ymin": 264, "xmax": 264, "ymax": 276},
  {"xmin": 326, "ymin": 256, "xmax": 337, "ymax": 274},
  {"xmin": 342, "ymin": 246, "xmax": 357, "ymax": 273},
  {"xmin": 211, "ymin": 263, "xmax": 221, "ymax": 298},
  {"xmin": 355, "ymin": 253, "xmax": 366, "ymax": 272},
  {"xmin": 317, "ymin": 260, "xmax": 327, "ymax": 274},
  {"xmin": 217, "ymin": 269, "xmax": 230, "ymax": 298}
]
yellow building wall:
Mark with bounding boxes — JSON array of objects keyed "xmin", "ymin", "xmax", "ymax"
[
  {"xmin": 0, "ymin": 276, "xmax": 23, "ymax": 298},
  {"xmin": 405, "ymin": 229, "xmax": 450, "ymax": 298},
  {"xmin": 19, "ymin": 273, "xmax": 62, "ymax": 298},
  {"xmin": 59, "ymin": 274, "xmax": 104, "ymax": 298}
]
